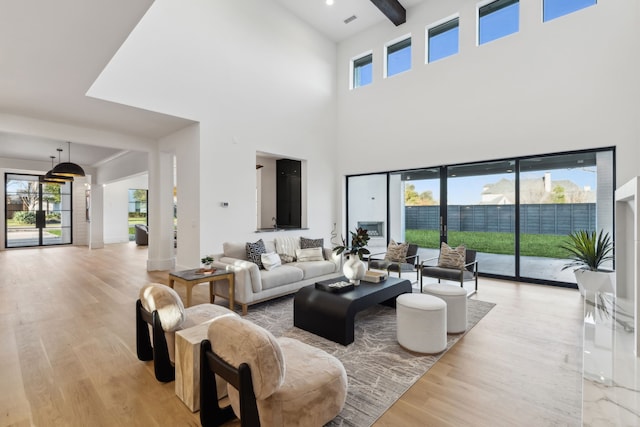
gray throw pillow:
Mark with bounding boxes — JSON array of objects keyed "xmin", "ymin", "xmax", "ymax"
[{"xmin": 246, "ymin": 239, "xmax": 267, "ymax": 269}]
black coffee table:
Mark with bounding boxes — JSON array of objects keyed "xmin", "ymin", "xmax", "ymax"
[{"xmin": 293, "ymin": 276, "xmax": 412, "ymax": 345}]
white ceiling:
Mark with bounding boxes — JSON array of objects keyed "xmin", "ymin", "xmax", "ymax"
[
  {"xmin": 273, "ymin": 0, "xmax": 427, "ymax": 42},
  {"xmin": 0, "ymin": 0, "xmax": 423, "ymax": 166}
]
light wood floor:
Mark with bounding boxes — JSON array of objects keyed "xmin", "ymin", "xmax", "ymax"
[{"xmin": 0, "ymin": 244, "xmax": 584, "ymax": 427}]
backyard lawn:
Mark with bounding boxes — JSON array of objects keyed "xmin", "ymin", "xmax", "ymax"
[{"xmin": 405, "ymin": 229, "xmax": 572, "ymax": 259}]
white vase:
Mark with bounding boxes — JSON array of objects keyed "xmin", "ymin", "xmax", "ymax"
[
  {"xmin": 574, "ymin": 269, "xmax": 615, "ymax": 297},
  {"xmin": 343, "ymin": 255, "xmax": 366, "ymax": 285}
]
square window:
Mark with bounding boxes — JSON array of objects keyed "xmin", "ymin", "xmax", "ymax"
[
  {"xmin": 543, "ymin": 0, "xmax": 596, "ymax": 22},
  {"xmin": 428, "ymin": 17, "xmax": 459, "ymax": 63},
  {"xmin": 352, "ymin": 53, "xmax": 372, "ymax": 89},
  {"xmin": 478, "ymin": 0, "xmax": 519, "ymax": 45},
  {"xmin": 386, "ymin": 37, "xmax": 411, "ymax": 77}
]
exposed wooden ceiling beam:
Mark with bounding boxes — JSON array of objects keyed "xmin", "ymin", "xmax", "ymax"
[{"xmin": 370, "ymin": 0, "xmax": 406, "ymax": 26}]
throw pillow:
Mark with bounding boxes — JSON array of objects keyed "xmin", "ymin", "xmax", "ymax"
[
  {"xmin": 278, "ymin": 254, "xmax": 296, "ymax": 264},
  {"xmin": 300, "ymin": 237, "xmax": 325, "ymax": 260},
  {"xmin": 384, "ymin": 240, "xmax": 409, "ymax": 263},
  {"xmin": 246, "ymin": 239, "xmax": 267, "ymax": 269},
  {"xmin": 295, "ymin": 247, "xmax": 324, "ymax": 262},
  {"xmin": 275, "ymin": 236, "xmax": 299, "ymax": 262},
  {"xmin": 438, "ymin": 242, "xmax": 466, "ymax": 269},
  {"xmin": 261, "ymin": 252, "xmax": 282, "ymax": 271}
]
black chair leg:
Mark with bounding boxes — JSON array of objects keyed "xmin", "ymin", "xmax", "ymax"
[
  {"xmin": 152, "ymin": 312, "xmax": 174, "ymax": 382},
  {"xmin": 136, "ymin": 300, "xmax": 153, "ymax": 361}
]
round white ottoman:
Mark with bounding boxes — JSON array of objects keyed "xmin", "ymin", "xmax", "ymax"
[
  {"xmin": 422, "ymin": 283, "xmax": 468, "ymax": 333},
  {"xmin": 396, "ymin": 293, "xmax": 447, "ymax": 354}
]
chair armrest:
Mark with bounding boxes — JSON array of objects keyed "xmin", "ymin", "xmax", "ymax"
[
  {"xmin": 367, "ymin": 252, "xmax": 387, "ymax": 260},
  {"xmin": 464, "ymin": 259, "xmax": 478, "ymax": 273},
  {"xmin": 420, "ymin": 256, "xmax": 439, "ymax": 268},
  {"xmin": 406, "ymin": 254, "xmax": 420, "ymax": 266}
]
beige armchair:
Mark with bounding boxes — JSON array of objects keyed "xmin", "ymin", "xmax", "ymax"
[
  {"xmin": 136, "ymin": 283, "xmax": 234, "ymax": 382},
  {"xmin": 200, "ymin": 315, "xmax": 348, "ymax": 426}
]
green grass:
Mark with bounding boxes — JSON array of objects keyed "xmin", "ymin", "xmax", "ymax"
[{"xmin": 405, "ymin": 229, "xmax": 572, "ymax": 259}]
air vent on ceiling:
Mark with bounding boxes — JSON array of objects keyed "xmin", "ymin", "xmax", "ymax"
[{"xmin": 344, "ymin": 15, "xmax": 357, "ymax": 24}]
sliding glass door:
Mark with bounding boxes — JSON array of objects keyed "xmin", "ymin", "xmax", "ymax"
[
  {"xmin": 5, "ymin": 173, "xmax": 72, "ymax": 248},
  {"xmin": 346, "ymin": 174, "xmax": 388, "ymax": 254},
  {"xmin": 345, "ymin": 147, "xmax": 615, "ymax": 287},
  {"xmin": 519, "ymin": 151, "xmax": 614, "ymax": 283},
  {"xmin": 446, "ymin": 161, "xmax": 516, "ymax": 277}
]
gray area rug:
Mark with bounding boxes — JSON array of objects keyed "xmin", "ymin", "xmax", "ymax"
[{"xmin": 244, "ymin": 294, "xmax": 495, "ymax": 427}]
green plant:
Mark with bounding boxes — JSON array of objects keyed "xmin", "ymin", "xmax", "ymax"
[
  {"xmin": 201, "ymin": 255, "xmax": 214, "ymax": 267},
  {"xmin": 561, "ymin": 230, "xmax": 613, "ymax": 271},
  {"xmin": 13, "ymin": 211, "xmax": 36, "ymax": 224},
  {"xmin": 333, "ymin": 227, "xmax": 371, "ymax": 260}
]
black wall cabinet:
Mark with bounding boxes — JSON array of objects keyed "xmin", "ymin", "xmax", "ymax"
[{"xmin": 276, "ymin": 159, "xmax": 301, "ymax": 228}]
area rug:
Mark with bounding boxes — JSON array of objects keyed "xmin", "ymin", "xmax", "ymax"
[{"xmin": 243, "ymin": 295, "xmax": 495, "ymax": 427}]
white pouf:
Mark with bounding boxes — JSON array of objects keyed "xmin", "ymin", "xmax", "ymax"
[
  {"xmin": 396, "ymin": 293, "xmax": 447, "ymax": 354},
  {"xmin": 422, "ymin": 283, "xmax": 468, "ymax": 333}
]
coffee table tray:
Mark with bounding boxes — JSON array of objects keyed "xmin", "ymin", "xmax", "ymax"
[{"xmin": 315, "ymin": 280, "xmax": 354, "ymax": 293}]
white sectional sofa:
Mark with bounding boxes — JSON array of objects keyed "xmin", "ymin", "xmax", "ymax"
[{"xmin": 211, "ymin": 237, "xmax": 342, "ymax": 315}]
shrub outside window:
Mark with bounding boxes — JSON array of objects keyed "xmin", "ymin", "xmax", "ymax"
[
  {"xmin": 543, "ymin": 0, "xmax": 596, "ymax": 22},
  {"xmin": 478, "ymin": 0, "xmax": 519, "ymax": 45},
  {"xmin": 386, "ymin": 37, "xmax": 411, "ymax": 77},
  {"xmin": 427, "ymin": 17, "xmax": 459, "ymax": 63},
  {"xmin": 352, "ymin": 53, "xmax": 373, "ymax": 89}
]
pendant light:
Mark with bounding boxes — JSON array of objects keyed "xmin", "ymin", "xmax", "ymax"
[
  {"xmin": 41, "ymin": 155, "xmax": 67, "ymax": 184},
  {"xmin": 50, "ymin": 141, "xmax": 85, "ymax": 177},
  {"xmin": 45, "ymin": 149, "xmax": 74, "ymax": 183}
]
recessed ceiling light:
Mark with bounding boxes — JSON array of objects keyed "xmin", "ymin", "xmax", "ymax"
[{"xmin": 326, "ymin": 0, "xmax": 334, "ymax": 5}]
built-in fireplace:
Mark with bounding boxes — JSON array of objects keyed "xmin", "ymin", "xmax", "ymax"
[{"xmin": 357, "ymin": 221, "xmax": 384, "ymax": 238}]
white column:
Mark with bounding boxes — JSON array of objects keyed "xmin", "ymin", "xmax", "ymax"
[
  {"xmin": 147, "ymin": 149, "xmax": 176, "ymax": 271},
  {"xmin": 89, "ymin": 182, "xmax": 104, "ymax": 249}
]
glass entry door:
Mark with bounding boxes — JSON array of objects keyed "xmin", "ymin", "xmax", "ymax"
[{"xmin": 5, "ymin": 173, "xmax": 72, "ymax": 248}]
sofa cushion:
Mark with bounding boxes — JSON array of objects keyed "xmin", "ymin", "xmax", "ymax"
[
  {"xmin": 261, "ymin": 252, "xmax": 282, "ymax": 271},
  {"xmin": 291, "ymin": 260, "xmax": 337, "ymax": 279},
  {"xmin": 275, "ymin": 236, "xmax": 300, "ymax": 262},
  {"xmin": 223, "ymin": 242, "xmax": 248, "ymax": 260},
  {"xmin": 246, "ymin": 239, "xmax": 267, "ymax": 269},
  {"xmin": 438, "ymin": 242, "xmax": 466, "ymax": 269},
  {"xmin": 139, "ymin": 283, "xmax": 185, "ymax": 332},
  {"xmin": 295, "ymin": 247, "xmax": 324, "ymax": 262},
  {"xmin": 260, "ymin": 265, "xmax": 304, "ymax": 290}
]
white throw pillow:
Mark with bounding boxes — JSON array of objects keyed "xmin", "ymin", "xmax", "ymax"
[
  {"xmin": 295, "ymin": 247, "xmax": 324, "ymax": 262},
  {"xmin": 275, "ymin": 236, "xmax": 300, "ymax": 261},
  {"xmin": 261, "ymin": 252, "xmax": 282, "ymax": 271}
]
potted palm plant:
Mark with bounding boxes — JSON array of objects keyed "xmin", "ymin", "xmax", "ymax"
[{"xmin": 561, "ymin": 229, "xmax": 614, "ymax": 296}]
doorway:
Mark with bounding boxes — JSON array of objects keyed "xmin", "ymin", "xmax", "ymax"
[{"xmin": 5, "ymin": 173, "xmax": 73, "ymax": 248}]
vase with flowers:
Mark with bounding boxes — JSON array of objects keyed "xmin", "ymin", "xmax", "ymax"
[{"xmin": 333, "ymin": 227, "xmax": 370, "ymax": 285}]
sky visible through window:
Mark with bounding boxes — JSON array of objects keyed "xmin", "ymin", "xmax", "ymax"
[
  {"xmin": 543, "ymin": 0, "xmax": 596, "ymax": 22},
  {"xmin": 353, "ymin": 55, "xmax": 372, "ymax": 88},
  {"xmin": 479, "ymin": 1, "xmax": 519, "ymax": 45},
  {"xmin": 410, "ymin": 168, "xmax": 596, "ymax": 205},
  {"xmin": 387, "ymin": 41, "xmax": 411, "ymax": 77},
  {"xmin": 428, "ymin": 22, "xmax": 459, "ymax": 63}
]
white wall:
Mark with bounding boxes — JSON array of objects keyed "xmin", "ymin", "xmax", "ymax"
[
  {"xmin": 90, "ymin": 0, "xmax": 339, "ymax": 261},
  {"xmin": 337, "ymin": 0, "xmax": 640, "ymax": 187},
  {"xmin": 103, "ymin": 174, "xmax": 148, "ymax": 244}
]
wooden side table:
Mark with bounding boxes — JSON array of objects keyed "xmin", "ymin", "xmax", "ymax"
[
  {"xmin": 175, "ymin": 320, "xmax": 229, "ymax": 412},
  {"xmin": 168, "ymin": 268, "xmax": 235, "ymax": 309}
]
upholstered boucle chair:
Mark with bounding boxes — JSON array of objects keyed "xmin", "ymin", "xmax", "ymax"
[
  {"xmin": 136, "ymin": 283, "xmax": 235, "ymax": 382},
  {"xmin": 200, "ymin": 315, "xmax": 348, "ymax": 427}
]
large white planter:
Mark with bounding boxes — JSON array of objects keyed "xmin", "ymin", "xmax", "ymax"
[
  {"xmin": 343, "ymin": 255, "xmax": 366, "ymax": 285},
  {"xmin": 574, "ymin": 269, "xmax": 615, "ymax": 296}
]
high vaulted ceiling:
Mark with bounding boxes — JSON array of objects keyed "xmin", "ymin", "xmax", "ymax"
[{"xmin": 0, "ymin": 0, "xmax": 422, "ymax": 166}]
